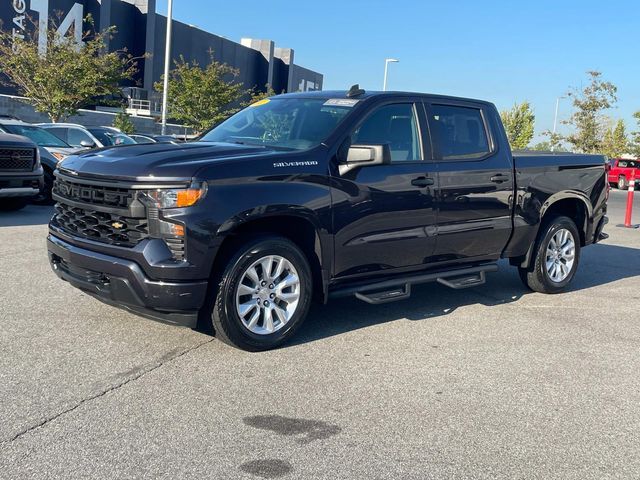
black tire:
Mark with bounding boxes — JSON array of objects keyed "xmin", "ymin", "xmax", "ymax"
[
  {"xmin": 618, "ymin": 175, "xmax": 628, "ymax": 190},
  {"xmin": 518, "ymin": 215, "xmax": 581, "ymax": 294},
  {"xmin": 32, "ymin": 169, "xmax": 54, "ymax": 205},
  {"xmin": 0, "ymin": 198, "xmax": 27, "ymax": 211},
  {"xmin": 206, "ymin": 236, "xmax": 313, "ymax": 351}
]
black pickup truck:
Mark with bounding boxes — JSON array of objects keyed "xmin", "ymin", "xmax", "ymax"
[
  {"xmin": 0, "ymin": 133, "xmax": 43, "ymax": 211},
  {"xmin": 47, "ymin": 88, "xmax": 608, "ymax": 351}
]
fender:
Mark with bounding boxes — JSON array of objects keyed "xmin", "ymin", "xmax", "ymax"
[
  {"xmin": 217, "ymin": 205, "xmax": 332, "ymax": 302},
  {"xmin": 520, "ymin": 190, "xmax": 593, "ymax": 269}
]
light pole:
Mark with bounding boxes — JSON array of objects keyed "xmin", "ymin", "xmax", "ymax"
[
  {"xmin": 161, "ymin": 0, "xmax": 174, "ymax": 135},
  {"xmin": 552, "ymin": 94, "xmax": 569, "ymax": 152},
  {"xmin": 383, "ymin": 58, "xmax": 399, "ymax": 91}
]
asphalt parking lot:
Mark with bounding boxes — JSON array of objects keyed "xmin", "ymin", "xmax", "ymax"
[{"xmin": 1, "ymin": 189, "xmax": 639, "ymax": 479}]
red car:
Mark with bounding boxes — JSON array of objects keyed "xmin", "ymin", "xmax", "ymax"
[{"xmin": 608, "ymin": 158, "xmax": 640, "ymax": 189}]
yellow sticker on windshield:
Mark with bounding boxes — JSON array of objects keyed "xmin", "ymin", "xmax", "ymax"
[{"xmin": 250, "ymin": 98, "xmax": 270, "ymax": 107}]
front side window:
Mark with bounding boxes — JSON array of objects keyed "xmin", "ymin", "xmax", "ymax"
[
  {"xmin": 429, "ymin": 104, "xmax": 490, "ymax": 160},
  {"xmin": 201, "ymin": 98, "xmax": 353, "ymax": 150},
  {"xmin": 352, "ymin": 103, "xmax": 422, "ymax": 162}
]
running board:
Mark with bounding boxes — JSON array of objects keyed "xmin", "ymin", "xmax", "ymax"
[{"xmin": 330, "ymin": 264, "xmax": 498, "ymax": 304}]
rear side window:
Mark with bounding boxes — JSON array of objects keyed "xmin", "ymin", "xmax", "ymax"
[
  {"xmin": 618, "ymin": 160, "xmax": 638, "ymax": 168},
  {"xmin": 352, "ymin": 103, "xmax": 422, "ymax": 162},
  {"xmin": 429, "ymin": 104, "xmax": 490, "ymax": 160},
  {"xmin": 67, "ymin": 128, "xmax": 93, "ymax": 147}
]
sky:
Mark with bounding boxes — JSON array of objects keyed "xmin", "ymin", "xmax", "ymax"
[{"xmin": 158, "ymin": 0, "xmax": 640, "ymax": 143}]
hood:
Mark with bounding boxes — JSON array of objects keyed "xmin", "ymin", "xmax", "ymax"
[{"xmin": 57, "ymin": 141, "xmax": 283, "ymax": 182}]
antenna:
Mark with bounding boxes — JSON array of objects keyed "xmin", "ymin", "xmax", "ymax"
[{"xmin": 346, "ymin": 84, "xmax": 365, "ymax": 98}]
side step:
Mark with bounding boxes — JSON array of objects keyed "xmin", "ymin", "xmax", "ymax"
[
  {"xmin": 330, "ymin": 264, "xmax": 497, "ymax": 305},
  {"xmin": 355, "ymin": 284, "xmax": 412, "ymax": 305}
]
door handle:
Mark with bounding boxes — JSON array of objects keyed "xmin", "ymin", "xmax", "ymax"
[
  {"xmin": 411, "ymin": 177, "xmax": 435, "ymax": 187},
  {"xmin": 490, "ymin": 174, "xmax": 509, "ymax": 184}
]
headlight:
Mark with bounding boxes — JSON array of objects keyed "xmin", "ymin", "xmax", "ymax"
[
  {"xmin": 51, "ymin": 152, "xmax": 66, "ymax": 162},
  {"xmin": 147, "ymin": 182, "xmax": 208, "ymax": 209}
]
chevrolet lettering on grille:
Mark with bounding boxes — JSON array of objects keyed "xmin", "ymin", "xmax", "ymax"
[{"xmin": 57, "ymin": 182, "xmax": 130, "ymax": 207}]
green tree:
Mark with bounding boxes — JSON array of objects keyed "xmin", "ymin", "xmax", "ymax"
[
  {"xmin": 531, "ymin": 140, "xmax": 569, "ymax": 152},
  {"xmin": 500, "ymin": 101, "xmax": 535, "ymax": 149},
  {"xmin": 564, "ymin": 71, "xmax": 617, "ymax": 154},
  {"xmin": 540, "ymin": 130, "xmax": 568, "ymax": 152},
  {"xmin": 155, "ymin": 55, "xmax": 248, "ymax": 133},
  {"xmin": 601, "ymin": 119, "xmax": 628, "ymax": 158},
  {"xmin": 630, "ymin": 111, "xmax": 640, "ymax": 157},
  {"xmin": 113, "ymin": 107, "xmax": 135, "ymax": 134},
  {"xmin": 0, "ymin": 16, "xmax": 138, "ymax": 122},
  {"xmin": 248, "ymin": 84, "xmax": 276, "ymax": 105}
]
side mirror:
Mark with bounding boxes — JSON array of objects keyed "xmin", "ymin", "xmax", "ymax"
[
  {"xmin": 80, "ymin": 140, "xmax": 96, "ymax": 148},
  {"xmin": 339, "ymin": 144, "xmax": 391, "ymax": 175}
]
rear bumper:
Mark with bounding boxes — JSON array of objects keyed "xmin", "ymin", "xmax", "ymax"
[{"xmin": 47, "ymin": 233, "xmax": 208, "ymax": 328}]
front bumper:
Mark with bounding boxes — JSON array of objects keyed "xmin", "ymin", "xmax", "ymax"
[
  {"xmin": 0, "ymin": 171, "xmax": 44, "ymax": 198},
  {"xmin": 47, "ymin": 234, "xmax": 208, "ymax": 328}
]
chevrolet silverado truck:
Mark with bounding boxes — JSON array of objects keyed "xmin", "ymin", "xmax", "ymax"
[
  {"xmin": 47, "ymin": 87, "xmax": 608, "ymax": 351},
  {"xmin": 0, "ymin": 133, "xmax": 43, "ymax": 211}
]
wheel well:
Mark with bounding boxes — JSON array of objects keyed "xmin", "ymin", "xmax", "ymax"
[
  {"xmin": 212, "ymin": 215, "xmax": 325, "ymax": 301},
  {"xmin": 541, "ymin": 198, "xmax": 588, "ymax": 246}
]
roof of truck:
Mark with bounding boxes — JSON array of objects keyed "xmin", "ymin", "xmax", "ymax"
[{"xmin": 277, "ymin": 89, "xmax": 494, "ymax": 106}]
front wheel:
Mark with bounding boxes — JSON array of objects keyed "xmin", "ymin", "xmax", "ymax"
[
  {"xmin": 518, "ymin": 216, "xmax": 581, "ymax": 294},
  {"xmin": 207, "ymin": 236, "xmax": 313, "ymax": 351}
]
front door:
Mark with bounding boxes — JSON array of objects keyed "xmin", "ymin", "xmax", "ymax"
[
  {"xmin": 332, "ymin": 100, "xmax": 438, "ymax": 279},
  {"xmin": 426, "ymin": 101, "xmax": 513, "ymax": 263}
]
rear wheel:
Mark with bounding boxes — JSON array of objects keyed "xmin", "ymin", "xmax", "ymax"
[
  {"xmin": 618, "ymin": 175, "xmax": 628, "ymax": 190},
  {"xmin": 207, "ymin": 236, "xmax": 312, "ymax": 351},
  {"xmin": 518, "ymin": 216, "xmax": 581, "ymax": 294}
]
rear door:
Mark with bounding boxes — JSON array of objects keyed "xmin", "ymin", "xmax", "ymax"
[
  {"xmin": 425, "ymin": 101, "xmax": 513, "ymax": 262},
  {"xmin": 331, "ymin": 99, "xmax": 438, "ymax": 279}
]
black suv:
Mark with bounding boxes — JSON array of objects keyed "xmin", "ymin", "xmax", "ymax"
[
  {"xmin": 0, "ymin": 133, "xmax": 43, "ymax": 211},
  {"xmin": 47, "ymin": 89, "xmax": 608, "ymax": 350}
]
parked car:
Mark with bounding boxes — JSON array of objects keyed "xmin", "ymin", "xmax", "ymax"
[
  {"xmin": 0, "ymin": 119, "xmax": 82, "ymax": 203},
  {"xmin": 38, "ymin": 123, "xmax": 136, "ymax": 148},
  {"xmin": 129, "ymin": 134, "xmax": 157, "ymax": 144},
  {"xmin": 0, "ymin": 133, "xmax": 43, "ymax": 211},
  {"xmin": 47, "ymin": 88, "xmax": 608, "ymax": 351},
  {"xmin": 88, "ymin": 126, "xmax": 136, "ymax": 147},
  {"xmin": 608, "ymin": 158, "xmax": 639, "ymax": 189},
  {"xmin": 130, "ymin": 134, "xmax": 183, "ymax": 144}
]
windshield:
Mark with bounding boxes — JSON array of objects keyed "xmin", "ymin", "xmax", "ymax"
[
  {"xmin": 3, "ymin": 124, "xmax": 70, "ymax": 148},
  {"xmin": 200, "ymin": 98, "xmax": 355, "ymax": 150},
  {"xmin": 88, "ymin": 129, "xmax": 136, "ymax": 146}
]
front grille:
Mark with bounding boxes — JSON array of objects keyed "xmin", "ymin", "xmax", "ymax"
[
  {"xmin": 53, "ymin": 178, "xmax": 133, "ymax": 208},
  {"xmin": 0, "ymin": 148, "xmax": 36, "ymax": 171},
  {"xmin": 54, "ymin": 203, "xmax": 148, "ymax": 247}
]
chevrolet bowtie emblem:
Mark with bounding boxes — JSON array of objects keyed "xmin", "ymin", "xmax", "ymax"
[{"xmin": 111, "ymin": 221, "xmax": 124, "ymax": 229}]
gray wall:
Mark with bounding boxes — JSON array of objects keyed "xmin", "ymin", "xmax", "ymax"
[
  {"xmin": 0, "ymin": 95, "xmax": 188, "ymax": 135},
  {"xmin": 0, "ymin": 0, "xmax": 324, "ymax": 116},
  {"xmin": 149, "ymin": 16, "xmax": 267, "ymax": 93}
]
